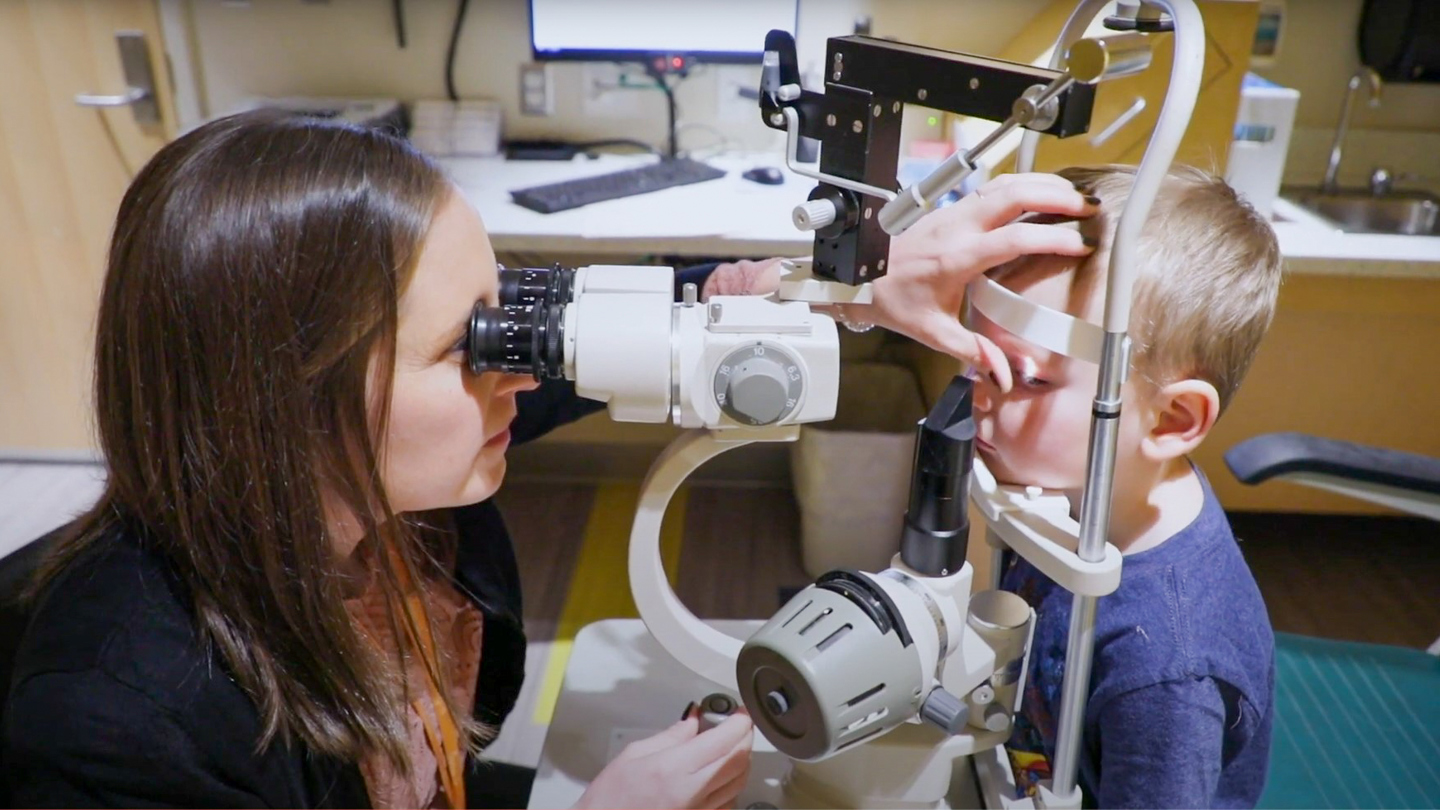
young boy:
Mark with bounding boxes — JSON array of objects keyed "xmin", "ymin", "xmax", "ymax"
[{"xmin": 973, "ymin": 165, "xmax": 1282, "ymax": 808}]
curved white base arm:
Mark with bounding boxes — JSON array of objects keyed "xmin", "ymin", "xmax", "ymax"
[{"xmin": 629, "ymin": 427, "xmax": 800, "ymax": 691}]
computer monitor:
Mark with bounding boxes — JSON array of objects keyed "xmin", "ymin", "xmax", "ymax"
[{"xmin": 528, "ymin": 0, "xmax": 798, "ymax": 73}]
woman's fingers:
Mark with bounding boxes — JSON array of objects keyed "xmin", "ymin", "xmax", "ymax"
[
  {"xmin": 696, "ymin": 760, "xmax": 752, "ymax": 810},
  {"xmin": 949, "ymin": 221, "xmax": 1094, "ymax": 276},
  {"xmin": 965, "ymin": 180, "xmax": 1098, "ymax": 232},
  {"xmin": 616, "ymin": 716, "xmax": 698, "ymax": 761},
  {"xmin": 979, "ymin": 171, "xmax": 1077, "ymax": 192},
  {"xmin": 690, "ymin": 722, "xmax": 754, "ymax": 808},
  {"xmin": 744, "ymin": 257, "xmax": 785, "ymax": 296},
  {"xmin": 675, "ymin": 712, "xmax": 753, "ymax": 774},
  {"xmin": 911, "ymin": 311, "xmax": 1013, "ymax": 393}
]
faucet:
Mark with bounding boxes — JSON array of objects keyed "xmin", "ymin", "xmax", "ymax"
[{"xmin": 1321, "ymin": 66, "xmax": 1382, "ymax": 194}]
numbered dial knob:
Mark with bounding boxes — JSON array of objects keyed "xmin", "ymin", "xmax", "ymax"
[{"xmin": 713, "ymin": 344, "xmax": 805, "ymax": 426}]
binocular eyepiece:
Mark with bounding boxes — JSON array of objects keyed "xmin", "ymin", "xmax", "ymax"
[{"xmin": 467, "ymin": 265, "xmax": 576, "ymax": 380}]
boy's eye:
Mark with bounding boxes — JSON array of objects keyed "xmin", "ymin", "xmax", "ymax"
[
  {"xmin": 1012, "ymin": 357, "xmax": 1050, "ymax": 389},
  {"xmin": 1011, "ymin": 365, "xmax": 1050, "ymax": 389},
  {"xmin": 1018, "ymin": 373, "xmax": 1049, "ymax": 388}
]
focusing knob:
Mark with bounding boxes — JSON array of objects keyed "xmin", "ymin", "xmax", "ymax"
[
  {"xmin": 714, "ymin": 344, "xmax": 804, "ymax": 426},
  {"xmin": 919, "ymin": 687, "xmax": 969, "ymax": 735},
  {"xmin": 793, "ymin": 199, "xmax": 837, "ymax": 231},
  {"xmin": 728, "ymin": 358, "xmax": 789, "ymax": 424}
]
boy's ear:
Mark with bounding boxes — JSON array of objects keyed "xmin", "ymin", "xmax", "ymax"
[{"xmin": 1140, "ymin": 379, "xmax": 1220, "ymax": 462}]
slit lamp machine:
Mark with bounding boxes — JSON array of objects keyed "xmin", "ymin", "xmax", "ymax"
[{"xmin": 466, "ymin": 2, "xmax": 1206, "ymax": 805}]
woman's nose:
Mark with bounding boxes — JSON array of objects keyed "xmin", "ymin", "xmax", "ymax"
[{"xmin": 500, "ymin": 373, "xmax": 541, "ymax": 395}]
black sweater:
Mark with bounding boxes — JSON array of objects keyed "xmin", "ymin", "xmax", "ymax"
[{"xmin": 0, "ymin": 379, "xmax": 606, "ymax": 808}]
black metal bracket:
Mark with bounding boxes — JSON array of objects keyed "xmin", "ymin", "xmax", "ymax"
[{"xmin": 760, "ymin": 31, "xmax": 1097, "ymax": 286}]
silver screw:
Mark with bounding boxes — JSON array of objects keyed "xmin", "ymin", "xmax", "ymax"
[
  {"xmin": 863, "ymin": 207, "xmax": 873, "ymax": 220},
  {"xmin": 832, "ymin": 70, "xmax": 842, "ymax": 81},
  {"xmin": 859, "ymin": 265, "xmax": 869, "ymax": 278},
  {"xmin": 873, "ymin": 104, "xmax": 882, "ymax": 117},
  {"xmin": 826, "ymin": 113, "xmax": 837, "ymax": 127},
  {"xmin": 833, "ymin": 52, "xmax": 843, "ymax": 63},
  {"xmin": 893, "ymin": 101, "xmax": 901, "ymax": 114},
  {"xmin": 918, "ymin": 88, "xmax": 928, "ymax": 101},
  {"xmin": 852, "ymin": 119, "xmax": 863, "ymax": 133},
  {"xmin": 878, "ymin": 259, "xmax": 886, "ymax": 271},
  {"xmin": 709, "ymin": 302, "xmax": 723, "ymax": 323},
  {"xmin": 969, "ymin": 77, "xmax": 980, "ymax": 90}
]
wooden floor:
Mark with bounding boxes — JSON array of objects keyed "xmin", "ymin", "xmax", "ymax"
[{"xmin": 3, "ymin": 461, "xmax": 1438, "ymax": 769}]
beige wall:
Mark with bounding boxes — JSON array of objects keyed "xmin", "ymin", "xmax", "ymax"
[
  {"xmin": 183, "ymin": 0, "xmax": 1440, "ymax": 135},
  {"xmin": 181, "ymin": 0, "xmax": 1065, "ymax": 150},
  {"xmin": 1250, "ymin": 0, "xmax": 1440, "ymax": 132}
]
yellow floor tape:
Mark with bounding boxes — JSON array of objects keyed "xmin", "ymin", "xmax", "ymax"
[{"xmin": 532, "ymin": 482, "xmax": 687, "ymax": 725}]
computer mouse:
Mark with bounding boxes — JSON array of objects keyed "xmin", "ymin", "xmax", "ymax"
[{"xmin": 742, "ymin": 166, "xmax": 785, "ymax": 185}]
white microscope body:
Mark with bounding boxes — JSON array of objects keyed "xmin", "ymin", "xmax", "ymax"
[{"xmin": 472, "ymin": 3, "xmax": 1207, "ymax": 805}]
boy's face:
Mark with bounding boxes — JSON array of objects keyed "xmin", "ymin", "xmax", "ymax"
[{"xmin": 971, "ymin": 257, "xmax": 1148, "ymax": 492}]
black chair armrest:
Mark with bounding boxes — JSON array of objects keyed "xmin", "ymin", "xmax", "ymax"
[{"xmin": 1225, "ymin": 432, "xmax": 1440, "ymax": 498}]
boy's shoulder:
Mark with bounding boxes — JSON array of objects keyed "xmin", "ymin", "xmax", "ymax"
[{"xmin": 1089, "ymin": 474, "xmax": 1274, "ymax": 715}]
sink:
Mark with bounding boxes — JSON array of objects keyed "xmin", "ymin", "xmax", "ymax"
[{"xmin": 1281, "ymin": 188, "xmax": 1440, "ymax": 236}]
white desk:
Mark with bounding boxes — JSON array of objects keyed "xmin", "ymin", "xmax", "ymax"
[
  {"xmin": 438, "ymin": 154, "xmax": 1440, "ymax": 276},
  {"xmin": 529, "ymin": 618, "xmax": 1018, "ymax": 810},
  {"xmin": 438, "ymin": 153, "xmax": 814, "ymax": 258}
]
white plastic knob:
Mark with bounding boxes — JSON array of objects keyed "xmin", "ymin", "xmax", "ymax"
[
  {"xmin": 793, "ymin": 199, "xmax": 837, "ymax": 232},
  {"xmin": 725, "ymin": 357, "xmax": 791, "ymax": 425}
]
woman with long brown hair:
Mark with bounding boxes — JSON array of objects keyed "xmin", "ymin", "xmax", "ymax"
[{"xmin": 1, "ymin": 109, "xmax": 1097, "ymax": 807}]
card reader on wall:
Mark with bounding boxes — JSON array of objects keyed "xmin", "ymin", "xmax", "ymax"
[{"xmin": 505, "ymin": 140, "xmax": 583, "ymax": 160}]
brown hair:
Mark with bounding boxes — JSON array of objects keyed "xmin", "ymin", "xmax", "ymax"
[
  {"xmin": 1000, "ymin": 164, "xmax": 1282, "ymax": 413},
  {"xmin": 31, "ymin": 108, "xmax": 481, "ymax": 773}
]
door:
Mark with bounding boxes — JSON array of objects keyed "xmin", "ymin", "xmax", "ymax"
[{"xmin": 0, "ymin": 0, "xmax": 176, "ymax": 455}]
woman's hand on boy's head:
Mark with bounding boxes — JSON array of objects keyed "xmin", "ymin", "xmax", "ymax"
[
  {"xmin": 699, "ymin": 173, "xmax": 1097, "ymax": 393},
  {"xmin": 870, "ymin": 173, "xmax": 1100, "ymax": 392}
]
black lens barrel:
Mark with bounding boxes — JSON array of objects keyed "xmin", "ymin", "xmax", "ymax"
[
  {"xmin": 498, "ymin": 264, "xmax": 575, "ymax": 309},
  {"xmin": 467, "ymin": 302, "xmax": 566, "ymax": 380}
]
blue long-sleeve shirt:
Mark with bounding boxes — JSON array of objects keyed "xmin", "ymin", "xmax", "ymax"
[{"xmin": 1000, "ymin": 470, "xmax": 1275, "ymax": 808}]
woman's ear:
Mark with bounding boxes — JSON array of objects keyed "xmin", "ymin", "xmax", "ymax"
[{"xmin": 1140, "ymin": 379, "xmax": 1220, "ymax": 462}]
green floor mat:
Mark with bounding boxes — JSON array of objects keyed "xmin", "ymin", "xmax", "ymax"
[{"xmin": 1262, "ymin": 632, "xmax": 1440, "ymax": 809}]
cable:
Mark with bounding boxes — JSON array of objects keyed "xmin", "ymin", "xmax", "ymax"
[
  {"xmin": 94, "ymin": 110, "xmax": 136, "ymax": 182},
  {"xmin": 445, "ymin": 0, "xmax": 470, "ymax": 101},
  {"xmin": 573, "ymin": 138, "xmax": 660, "ymax": 156},
  {"xmin": 657, "ymin": 75, "xmax": 678, "ymax": 160},
  {"xmin": 392, "ymin": 0, "xmax": 407, "ymax": 48},
  {"xmin": 674, "ymin": 122, "xmax": 742, "ymax": 159}
]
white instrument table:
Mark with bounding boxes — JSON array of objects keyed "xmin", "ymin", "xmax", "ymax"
[
  {"xmin": 528, "ymin": 618, "xmax": 1018, "ymax": 809},
  {"xmin": 438, "ymin": 154, "xmax": 814, "ymax": 258}
]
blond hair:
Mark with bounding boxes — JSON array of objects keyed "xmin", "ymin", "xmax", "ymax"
[{"xmin": 1000, "ymin": 165, "xmax": 1282, "ymax": 414}]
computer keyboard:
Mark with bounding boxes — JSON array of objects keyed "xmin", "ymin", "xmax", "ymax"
[{"xmin": 509, "ymin": 158, "xmax": 726, "ymax": 214}]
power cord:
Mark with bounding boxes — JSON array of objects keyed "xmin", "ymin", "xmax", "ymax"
[
  {"xmin": 93, "ymin": 110, "xmax": 136, "ymax": 182},
  {"xmin": 445, "ymin": 0, "xmax": 470, "ymax": 101}
]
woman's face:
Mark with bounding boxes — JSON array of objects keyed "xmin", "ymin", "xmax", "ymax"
[{"xmin": 379, "ymin": 190, "xmax": 539, "ymax": 512}]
